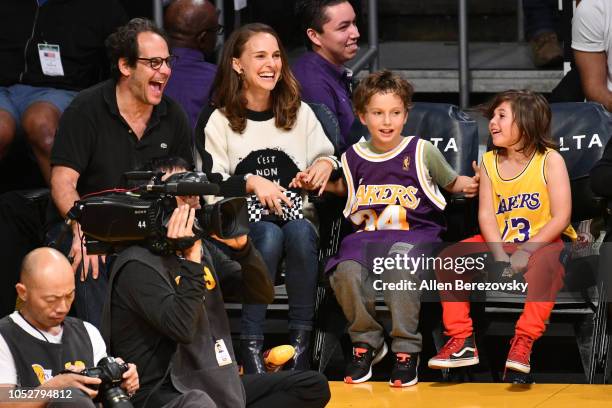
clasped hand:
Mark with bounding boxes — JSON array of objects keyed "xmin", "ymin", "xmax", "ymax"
[{"xmin": 289, "ymin": 159, "xmax": 334, "ymax": 196}]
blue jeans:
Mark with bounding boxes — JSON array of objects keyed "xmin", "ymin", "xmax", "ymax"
[
  {"xmin": 241, "ymin": 219, "xmax": 319, "ymax": 339},
  {"xmin": 523, "ymin": 0, "xmax": 558, "ymax": 40},
  {"xmin": 0, "ymin": 84, "xmax": 77, "ymax": 123}
]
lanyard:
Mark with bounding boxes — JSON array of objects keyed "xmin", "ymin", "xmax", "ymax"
[{"xmin": 18, "ymin": 311, "xmax": 53, "ymax": 343}]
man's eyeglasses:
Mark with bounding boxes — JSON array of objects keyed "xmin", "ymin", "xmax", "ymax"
[
  {"xmin": 203, "ymin": 25, "xmax": 224, "ymax": 35},
  {"xmin": 136, "ymin": 55, "xmax": 177, "ymax": 70}
]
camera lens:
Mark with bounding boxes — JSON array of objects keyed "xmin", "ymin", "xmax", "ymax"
[{"xmin": 101, "ymin": 386, "xmax": 134, "ymax": 408}]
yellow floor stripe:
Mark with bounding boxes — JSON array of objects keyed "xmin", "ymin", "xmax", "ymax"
[{"xmin": 327, "ymin": 382, "xmax": 612, "ymax": 408}]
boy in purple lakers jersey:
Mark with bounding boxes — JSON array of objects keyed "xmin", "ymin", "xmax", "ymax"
[{"xmin": 292, "ymin": 70, "xmax": 479, "ymax": 387}]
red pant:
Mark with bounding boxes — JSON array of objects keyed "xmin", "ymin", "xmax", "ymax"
[{"xmin": 439, "ymin": 235, "xmax": 565, "ymax": 340}]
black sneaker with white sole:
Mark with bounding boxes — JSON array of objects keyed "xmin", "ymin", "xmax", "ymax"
[
  {"xmin": 504, "ymin": 369, "xmax": 535, "ymax": 384},
  {"xmin": 344, "ymin": 342, "xmax": 388, "ymax": 384},
  {"xmin": 428, "ymin": 334, "xmax": 479, "ymax": 369},
  {"xmin": 390, "ymin": 352, "xmax": 419, "ymax": 387}
]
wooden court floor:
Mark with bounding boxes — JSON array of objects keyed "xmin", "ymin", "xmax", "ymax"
[{"xmin": 327, "ymin": 381, "xmax": 612, "ymax": 407}]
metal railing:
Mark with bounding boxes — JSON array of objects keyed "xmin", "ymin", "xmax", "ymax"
[
  {"xmin": 154, "ymin": 0, "xmax": 534, "ymax": 107},
  {"xmin": 458, "ymin": 0, "xmax": 527, "ymax": 109},
  {"xmin": 458, "ymin": 0, "xmax": 469, "ymax": 109},
  {"xmin": 348, "ymin": 0, "xmax": 379, "ymax": 74},
  {"xmin": 153, "ymin": 0, "xmax": 163, "ymax": 28},
  {"xmin": 154, "ymin": 0, "xmax": 379, "ymax": 73}
]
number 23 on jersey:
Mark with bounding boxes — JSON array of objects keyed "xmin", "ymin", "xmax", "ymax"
[{"xmin": 501, "ymin": 217, "xmax": 531, "ymax": 243}]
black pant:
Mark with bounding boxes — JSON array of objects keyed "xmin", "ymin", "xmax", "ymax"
[
  {"xmin": 243, "ymin": 370, "xmax": 330, "ymax": 408},
  {"xmin": 151, "ymin": 371, "xmax": 331, "ymax": 408}
]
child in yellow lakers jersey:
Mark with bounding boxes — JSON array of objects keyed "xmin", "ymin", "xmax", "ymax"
[{"xmin": 428, "ymin": 90, "xmax": 576, "ymax": 381}]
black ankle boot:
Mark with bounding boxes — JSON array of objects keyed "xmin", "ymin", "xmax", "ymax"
[
  {"xmin": 241, "ymin": 339, "xmax": 265, "ymax": 374},
  {"xmin": 286, "ymin": 329, "xmax": 312, "ymax": 370}
]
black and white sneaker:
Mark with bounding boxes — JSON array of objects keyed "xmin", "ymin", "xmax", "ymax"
[
  {"xmin": 389, "ymin": 352, "xmax": 419, "ymax": 387},
  {"xmin": 344, "ymin": 342, "xmax": 388, "ymax": 384},
  {"xmin": 428, "ymin": 334, "xmax": 479, "ymax": 369}
]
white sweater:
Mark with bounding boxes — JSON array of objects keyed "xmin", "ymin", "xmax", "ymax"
[{"xmin": 203, "ymin": 101, "xmax": 335, "ymax": 190}]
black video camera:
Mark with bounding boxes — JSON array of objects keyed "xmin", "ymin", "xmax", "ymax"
[
  {"xmin": 67, "ymin": 171, "xmax": 249, "ymax": 255},
  {"xmin": 61, "ymin": 357, "xmax": 132, "ymax": 408}
]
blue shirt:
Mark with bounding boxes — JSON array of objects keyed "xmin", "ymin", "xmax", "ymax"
[
  {"xmin": 292, "ymin": 51, "xmax": 354, "ymax": 153},
  {"xmin": 165, "ymin": 47, "xmax": 217, "ymax": 130}
]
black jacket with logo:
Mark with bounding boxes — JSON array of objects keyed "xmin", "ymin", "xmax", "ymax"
[{"xmin": 102, "ymin": 239, "xmax": 273, "ymax": 408}]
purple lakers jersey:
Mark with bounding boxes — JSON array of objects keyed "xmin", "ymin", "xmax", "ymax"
[{"xmin": 326, "ymin": 136, "xmax": 447, "ymax": 271}]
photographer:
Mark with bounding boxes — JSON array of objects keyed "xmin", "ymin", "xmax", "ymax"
[
  {"xmin": 0, "ymin": 247, "xmax": 138, "ymax": 407},
  {"xmin": 103, "ymin": 158, "xmax": 330, "ymax": 408}
]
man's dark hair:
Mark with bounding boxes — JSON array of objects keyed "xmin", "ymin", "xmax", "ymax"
[
  {"xmin": 105, "ymin": 18, "xmax": 169, "ymax": 80},
  {"xmin": 143, "ymin": 156, "xmax": 194, "ymax": 173},
  {"xmin": 295, "ymin": 0, "xmax": 350, "ymax": 49}
]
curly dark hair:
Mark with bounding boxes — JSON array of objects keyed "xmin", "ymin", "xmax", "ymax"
[
  {"xmin": 353, "ymin": 70, "xmax": 414, "ymax": 115},
  {"xmin": 105, "ymin": 18, "xmax": 169, "ymax": 80},
  {"xmin": 211, "ymin": 23, "xmax": 301, "ymax": 134},
  {"xmin": 295, "ymin": 0, "xmax": 353, "ymax": 49}
]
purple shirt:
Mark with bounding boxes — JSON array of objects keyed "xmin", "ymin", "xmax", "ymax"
[
  {"xmin": 292, "ymin": 51, "xmax": 354, "ymax": 153},
  {"xmin": 165, "ymin": 47, "xmax": 217, "ymax": 130}
]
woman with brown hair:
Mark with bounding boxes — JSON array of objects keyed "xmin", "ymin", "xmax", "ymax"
[{"xmin": 196, "ymin": 23, "xmax": 336, "ymax": 374}]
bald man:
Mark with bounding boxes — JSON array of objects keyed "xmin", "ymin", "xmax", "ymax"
[
  {"xmin": 0, "ymin": 247, "xmax": 138, "ymax": 407},
  {"xmin": 164, "ymin": 0, "xmax": 219, "ymax": 129}
]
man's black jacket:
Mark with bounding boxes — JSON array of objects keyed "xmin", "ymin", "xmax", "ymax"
[{"xmin": 102, "ymin": 238, "xmax": 274, "ymax": 408}]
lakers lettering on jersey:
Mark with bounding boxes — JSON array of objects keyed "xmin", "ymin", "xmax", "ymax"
[
  {"xmin": 352, "ymin": 184, "xmax": 421, "ymax": 211},
  {"xmin": 495, "ymin": 193, "xmax": 541, "ymax": 215},
  {"xmin": 349, "ymin": 184, "xmax": 420, "ymax": 232},
  {"xmin": 482, "ymin": 148, "xmax": 576, "ymax": 243},
  {"xmin": 341, "ymin": 136, "xmax": 446, "ymax": 234}
]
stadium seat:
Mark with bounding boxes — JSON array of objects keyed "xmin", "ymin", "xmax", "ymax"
[{"xmin": 405, "ymin": 102, "xmax": 480, "ymax": 241}]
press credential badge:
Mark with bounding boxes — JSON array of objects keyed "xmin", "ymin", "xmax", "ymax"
[
  {"xmin": 37, "ymin": 44, "xmax": 64, "ymax": 76},
  {"xmin": 214, "ymin": 339, "xmax": 232, "ymax": 366}
]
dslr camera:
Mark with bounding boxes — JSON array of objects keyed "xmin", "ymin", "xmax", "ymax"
[
  {"xmin": 66, "ymin": 171, "xmax": 249, "ymax": 255},
  {"xmin": 62, "ymin": 357, "xmax": 132, "ymax": 408}
]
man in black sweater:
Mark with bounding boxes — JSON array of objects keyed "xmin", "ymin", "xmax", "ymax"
[{"xmin": 103, "ymin": 159, "xmax": 331, "ymax": 408}]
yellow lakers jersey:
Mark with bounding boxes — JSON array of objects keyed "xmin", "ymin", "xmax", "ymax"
[{"xmin": 482, "ymin": 149, "xmax": 576, "ymax": 243}]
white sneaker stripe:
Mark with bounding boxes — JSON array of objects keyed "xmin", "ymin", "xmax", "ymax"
[{"xmin": 451, "ymin": 347, "xmax": 476, "ymax": 357}]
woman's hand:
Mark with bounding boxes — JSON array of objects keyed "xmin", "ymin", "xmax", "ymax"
[
  {"xmin": 289, "ymin": 172, "xmax": 308, "ymax": 190},
  {"xmin": 247, "ymin": 175, "xmax": 292, "ymax": 216},
  {"xmin": 290, "ymin": 159, "xmax": 334, "ymax": 195}
]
